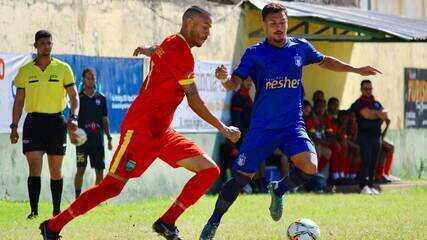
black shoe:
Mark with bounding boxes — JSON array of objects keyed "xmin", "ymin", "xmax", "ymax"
[
  {"xmin": 39, "ymin": 220, "xmax": 61, "ymax": 240},
  {"xmin": 27, "ymin": 212, "xmax": 38, "ymax": 220},
  {"xmin": 152, "ymin": 219, "xmax": 183, "ymax": 240}
]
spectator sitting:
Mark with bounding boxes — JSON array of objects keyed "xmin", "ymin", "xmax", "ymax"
[
  {"xmin": 376, "ymin": 140, "xmax": 400, "ymax": 183},
  {"xmin": 312, "ymin": 90, "xmax": 325, "ymax": 104},
  {"xmin": 305, "ymin": 99, "xmax": 332, "ymax": 179},
  {"xmin": 327, "ymin": 97, "xmax": 340, "ymax": 119}
]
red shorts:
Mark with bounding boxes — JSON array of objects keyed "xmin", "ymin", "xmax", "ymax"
[{"xmin": 108, "ymin": 128, "xmax": 204, "ymax": 179}]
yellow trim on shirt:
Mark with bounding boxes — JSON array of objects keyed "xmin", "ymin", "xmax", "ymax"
[{"xmin": 178, "ymin": 78, "xmax": 195, "ymax": 85}]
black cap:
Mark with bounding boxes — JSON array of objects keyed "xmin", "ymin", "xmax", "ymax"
[{"xmin": 35, "ymin": 30, "xmax": 52, "ymax": 42}]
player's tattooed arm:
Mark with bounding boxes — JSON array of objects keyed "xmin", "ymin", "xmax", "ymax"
[
  {"xmin": 215, "ymin": 65, "xmax": 242, "ymax": 91},
  {"xmin": 319, "ymin": 56, "xmax": 382, "ymax": 76},
  {"xmin": 182, "ymin": 83, "xmax": 241, "ymax": 142},
  {"xmin": 133, "ymin": 44, "xmax": 159, "ymax": 57}
]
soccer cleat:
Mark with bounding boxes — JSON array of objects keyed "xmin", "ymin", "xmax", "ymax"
[
  {"xmin": 27, "ymin": 212, "xmax": 38, "ymax": 220},
  {"xmin": 267, "ymin": 181, "xmax": 284, "ymax": 221},
  {"xmin": 152, "ymin": 219, "xmax": 183, "ymax": 240},
  {"xmin": 360, "ymin": 186, "xmax": 373, "ymax": 195},
  {"xmin": 39, "ymin": 220, "xmax": 61, "ymax": 240},
  {"xmin": 199, "ymin": 223, "xmax": 218, "ymax": 240},
  {"xmin": 370, "ymin": 187, "xmax": 380, "ymax": 195}
]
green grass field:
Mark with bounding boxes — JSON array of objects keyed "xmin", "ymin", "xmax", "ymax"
[{"xmin": 1, "ymin": 187, "xmax": 426, "ymax": 240}]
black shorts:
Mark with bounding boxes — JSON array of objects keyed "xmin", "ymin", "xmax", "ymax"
[
  {"xmin": 76, "ymin": 146, "xmax": 105, "ymax": 170},
  {"xmin": 23, "ymin": 113, "xmax": 67, "ymax": 155}
]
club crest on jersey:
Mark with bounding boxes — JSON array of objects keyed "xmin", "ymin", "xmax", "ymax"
[
  {"xmin": 294, "ymin": 54, "xmax": 302, "ymax": 67},
  {"xmin": 237, "ymin": 153, "xmax": 246, "ymax": 166},
  {"xmin": 95, "ymin": 99, "xmax": 101, "ymax": 106}
]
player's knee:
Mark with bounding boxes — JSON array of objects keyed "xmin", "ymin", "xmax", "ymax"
[{"xmin": 234, "ymin": 171, "xmax": 252, "ymax": 187}]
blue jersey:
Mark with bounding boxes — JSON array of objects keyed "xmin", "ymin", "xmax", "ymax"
[{"xmin": 233, "ymin": 37, "xmax": 324, "ymax": 130}]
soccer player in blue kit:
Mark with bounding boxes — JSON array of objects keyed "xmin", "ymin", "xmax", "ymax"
[{"xmin": 199, "ymin": 3, "xmax": 381, "ymax": 239}]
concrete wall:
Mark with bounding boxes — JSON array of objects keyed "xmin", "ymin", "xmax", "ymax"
[
  {"xmin": 360, "ymin": 0, "xmax": 427, "ymax": 20},
  {"xmin": 0, "ymin": 0, "xmax": 241, "ymax": 202}
]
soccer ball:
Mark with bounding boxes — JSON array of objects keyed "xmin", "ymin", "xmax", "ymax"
[
  {"xmin": 287, "ymin": 218, "xmax": 320, "ymax": 240},
  {"xmin": 71, "ymin": 128, "xmax": 87, "ymax": 146}
]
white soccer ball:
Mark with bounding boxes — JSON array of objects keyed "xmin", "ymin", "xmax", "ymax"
[
  {"xmin": 287, "ymin": 218, "xmax": 320, "ymax": 240},
  {"xmin": 71, "ymin": 128, "xmax": 87, "ymax": 146}
]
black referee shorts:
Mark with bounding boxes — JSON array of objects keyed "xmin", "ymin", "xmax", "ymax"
[
  {"xmin": 22, "ymin": 112, "xmax": 67, "ymax": 155},
  {"xmin": 76, "ymin": 146, "xmax": 105, "ymax": 170}
]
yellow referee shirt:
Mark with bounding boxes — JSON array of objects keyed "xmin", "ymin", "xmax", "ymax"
[{"xmin": 14, "ymin": 58, "xmax": 75, "ymax": 113}]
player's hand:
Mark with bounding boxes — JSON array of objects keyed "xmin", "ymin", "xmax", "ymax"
[
  {"xmin": 67, "ymin": 119, "xmax": 78, "ymax": 132},
  {"xmin": 10, "ymin": 129, "xmax": 19, "ymax": 144},
  {"xmin": 133, "ymin": 44, "xmax": 158, "ymax": 57},
  {"xmin": 221, "ymin": 126, "xmax": 241, "ymax": 143},
  {"xmin": 108, "ymin": 138, "xmax": 113, "ymax": 150},
  {"xmin": 215, "ymin": 65, "xmax": 228, "ymax": 81},
  {"xmin": 355, "ymin": 66, "xmax": 382, "ymax": 76}
]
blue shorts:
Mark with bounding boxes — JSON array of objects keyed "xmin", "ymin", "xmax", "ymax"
[{"xmin": 233, "ymin": 127, "xmax": 316, "ymax": 173}]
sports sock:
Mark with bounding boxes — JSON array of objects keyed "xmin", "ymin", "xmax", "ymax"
[
  {"xmin": 50, "ymin": 179, "xmax": 63, "ymax": 215},
  {"xmin": 160, "ymin": 167, "xmax": 220, "ymax": 225},
  {"xmin": 207, "ymin": 173, "xmax": 250, "ymax": 225},
  {"xmin": 28, "ymin": 176, "xmax": 41, "ymax": 214},
  {"xmin": 274, "ymin": 168, "xmax": 313, "ymax": 197},
  {"xmin": 384, "ymin": 152, "xmax": 393, "ymax": 176},
  {"xmin": 48, "ymin": 175, "xmax": 125, "ymax": 232},
  {"xmin": 75, "ymin": 189, "xmax": 81, "ymax": 199}
]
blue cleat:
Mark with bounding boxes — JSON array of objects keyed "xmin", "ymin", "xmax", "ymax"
[
  {"xmin": 199, "ymin": 223, "xmax": 218, "ymax": 240},
  {"xmin": 268, "ymin": 181, "xmax": 284, "ymax": 221}
]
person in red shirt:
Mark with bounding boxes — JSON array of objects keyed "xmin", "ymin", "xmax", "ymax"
[{"xmin": 40, "ymin": 6, "xmax": 240, "ymax": 240}]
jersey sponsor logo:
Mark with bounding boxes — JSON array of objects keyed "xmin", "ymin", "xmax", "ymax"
[
  {"xmin": 237, "ymin": 153, "xmax": 246, "ymax": 166},
  {"xmin": 0, "ymin": 58, "xmax": 5, "ymax": 80},
  {"xmin": 265, "ymin": 77, "xmax": 301, "ymax": 90},
  {"xmin": 294, "ymin": 54, "xmax": 302, "ymax": 67}
]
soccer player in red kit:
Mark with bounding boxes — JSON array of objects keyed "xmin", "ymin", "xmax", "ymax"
[{"xmin": 40, "ymin": 6, "xmax": 241, "ymax": 240}]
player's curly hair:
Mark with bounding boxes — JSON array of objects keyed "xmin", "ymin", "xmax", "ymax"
[{"xmin": 262, "ymin": 3, "xmax": 288, "ymax": 21}]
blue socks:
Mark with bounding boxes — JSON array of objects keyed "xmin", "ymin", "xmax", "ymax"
[{"xmin": 207, "ymin": 174, "xmax": 250, "ymax": 225}]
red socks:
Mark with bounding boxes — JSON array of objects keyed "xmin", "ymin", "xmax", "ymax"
[
  {"xmin": 48, "ymin": 175, "xmax": 125, "ymax": 232},
  {"xmin": 160, "ymin": 167, "xmax": 220, "ymax": 225}
]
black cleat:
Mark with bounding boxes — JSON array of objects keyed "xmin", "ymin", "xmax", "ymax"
[
  {"xmin": 39, "ymin": 220, "xmax": 61, "ymax": 240},
  {"xmin": 27, "ymin": 212, "xmax": 38, "ymax": 220},
  {"xmin": 152, "ymin": 219, "xmax": 183, "ymax": 240}
]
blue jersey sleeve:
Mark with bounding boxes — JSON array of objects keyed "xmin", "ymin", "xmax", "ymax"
[
  {"xmin": 233, "ymin": 49, "xmax": 254, "ymax": 80},
  {"xmin": 302, "ymin": 39, "xmax": 325, "ymax": 66}
]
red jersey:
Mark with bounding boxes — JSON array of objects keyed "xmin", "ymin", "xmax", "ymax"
[{"xmin": 121, "ymin": 34, "xmax": 195, "ymax": 135}]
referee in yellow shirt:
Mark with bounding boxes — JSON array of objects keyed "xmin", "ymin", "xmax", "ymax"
[{"xmin": 10, "ymin": 30, "xmax": 80, "ymax": 218}]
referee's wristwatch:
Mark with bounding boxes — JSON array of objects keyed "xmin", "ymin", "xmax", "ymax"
[
  {"xmin": 9, "ymin": 123, "xmax": 18, "ymax": 129},
  {"xmin": 69, "ymin": 114, "xmax": 78, "ymax": 121}
]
